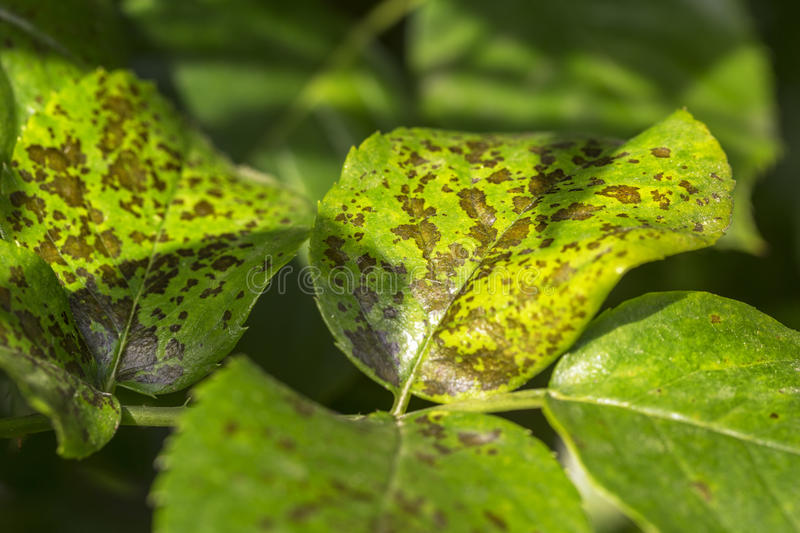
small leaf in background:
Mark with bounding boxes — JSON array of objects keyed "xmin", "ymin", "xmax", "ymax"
[
  {"xmin": 545, "ymin": 291, "xmax": 800, "ymax": 532},
  {"xmin": 408, "ymin": 0, "xmax": 780, "ymax": 253},
  {"xmin": 311, "ymin": 111, "xmax": 733, "ymax": 404},
  {"xmin": 120, "ymin": 0, "xmax": 410, "ymax": 202},
  {"xmin": 0, "ymin": 0, "xmax": 127, "ymax": 158},
  {"xmin": 153, "ymin": 356, "xmax": 590, "ymax": 533},
  {"xmin": 0, "ymin": 241, "xmax": 120, "ymax": 458},
  {"xmin": 0, "ymin": 68, "xmax": 312, "ymax": 455}
]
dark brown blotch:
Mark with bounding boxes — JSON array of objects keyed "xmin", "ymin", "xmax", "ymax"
[
  {"xmin": 551, "ymin": 202, "xmax": 604, "ymax": 221},
  {"xmin": 679, "ymin": 180, "xmax": 699, "ymax": 195},
  {"xmin": 484, "ymin": 510, "xmax": 508, "ymax": 531},
  {"xmin": 323, "ymin": 235, "xmax": 348, "ymax": 267},
  {"xmin": 495, "ymin": 217, "xmax": 531, "ymax": 249},
  {"xmin": 391, "ymin": 221, "xmax": 441, "ymax": 260},
  {"xmin": 596, "ymin": 185, "xmax": 641, "ymax": 204},
  {"xmin": 457, "ymin": 429, "xmax": 501, "ymax": 447}
]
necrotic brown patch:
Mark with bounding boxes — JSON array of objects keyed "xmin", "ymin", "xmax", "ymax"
[
  {"xmin": 550, "ymin": 202, "xmax": 604, "ymax": 221},
  {"xmin": 596, "ymin": 185, "xmax": 641, "ymax": 204}
]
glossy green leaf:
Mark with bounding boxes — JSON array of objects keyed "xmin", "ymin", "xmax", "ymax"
[
  {"xmin": 409, "ymin": 0, "xmax": 780, "ymax": 253},
  {"xmin": 0, "ymin": 240, "xmax": 120, "ymax": 458},
  {"xmin": 0, "ymin": 67, "xmax": 312, "ymax": 454},
  {"xmin": 310, "ymin": 110, "xmax": 733, "ymax": 404},
  {"xmin": 0, "ymin": 0, "xmax": 127, "ymax": 158},
  {"xmin": 544, "ymin": 292, "xmax": 800, "ymax": 532},
  {"xmin": 121, "ymin": 0, "xmax": 409, "ymax": 202},
  {"xmin": 153, "ymin": 356, "xmax": 590, "ymax": 533}
]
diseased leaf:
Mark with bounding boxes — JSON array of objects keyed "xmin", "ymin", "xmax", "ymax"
[
  {"xmin": 153, "ymin": 357, "xmax": 590, "ymax": 533},
  {"xmin": 0, "ymin": 67, "xmax": 312, "ymax": 454},
  {"xmin": 310, "ymin": 110, "xmax": 733, "ymax": 403},
  {"xmin": 0, "ymin": 0, "xmax": 127, "ymax": 158},
  {"xmin": 409, "ymin": 0, "xmax": 780, "ymax": 253},
  {"xmin": 0, "ymin": 240, "xmax": 119, "ymax": 458},
  {"xmin": 544, "ymin": 292, "xmax": 800, "ymax": 532},
  {"xmin": 121, "ymin": 0, "xmax": 409, "ymax": 202}
]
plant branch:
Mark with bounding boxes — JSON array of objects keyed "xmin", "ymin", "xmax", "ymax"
[
  {"xmin": 0, "ymin": 405, "xmax": 184, "ymax": 439},
  {"xmin": 402, "ymin": 389, "xmax": 548, "ymax": 418}
]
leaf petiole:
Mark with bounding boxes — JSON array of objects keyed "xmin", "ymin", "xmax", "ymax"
[
  {"xmin": 0, "ymin": 405, "xmax": 185, "ymax": 439},
  {"xmin": 401, "ymin": 388, "xmax": 548, "ymax": 418}
]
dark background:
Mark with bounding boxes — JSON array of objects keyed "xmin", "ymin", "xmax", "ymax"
[{"xmin": 1, "ymin": 0, "xmax": 797, "ymax": 531}]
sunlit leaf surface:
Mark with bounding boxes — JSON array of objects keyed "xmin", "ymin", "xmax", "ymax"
[
  {"xmin": 311, "ymin": 111, "xmax": 733, "ymax": 403},
  {"xmin": 0, "ymin": 68, "xmax": 312, "ymax": 455},
  {"xmin": 546, "ymin": 292, "xmax": 800, "ymax": 532}
]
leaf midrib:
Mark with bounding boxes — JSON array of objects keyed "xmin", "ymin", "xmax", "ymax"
[
  {"xmin": 103, "ymin": 153, "xmax": 186, "ymax": 391},
  {"xmin": 373, "ymin": 418, "xmax": 405, "ymax": 532},
  {"xmin": 546, "ymin": 389, "xmax": 800, "ymax": 456}
]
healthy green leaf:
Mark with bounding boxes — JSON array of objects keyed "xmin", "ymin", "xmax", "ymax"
[
  {"xmin": 121, "ymin": 0, "xmax": 409, "ymax": 202},
  {"xmin": 0, "ymin": 0, "xmax": 127, "ymax": 158},
  {"xmin": 0, "ymin": 66, "xmax": 312, "ymax": 451},
  {"xmin": 409, "ymin": 0, "xmax": 780, "ymax": 253},
  {"xmin": 310, "ymin": 110, "xmax": 733, "ymax": 405},
  {"xmin": 544, "ymin": 292, "xmax": 800, "ymax": 532},
  {"xmin": 153, "ymin": 356, "xmax": 590, "ymax": 533},
  {"xmin": 0, "ymin": 240, "xmax": 120, "ymax": 458}
]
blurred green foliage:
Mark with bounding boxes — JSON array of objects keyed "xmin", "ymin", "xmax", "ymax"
[
  {"xmin": 1, "ymin": 0, "xmax": 797, "ymax": 531},
  {"xmin": 409, "ymin": 0, "xmax": 780, "ymax": 253}
]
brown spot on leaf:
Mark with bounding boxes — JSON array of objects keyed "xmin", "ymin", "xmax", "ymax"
[
  {"xmin": 679, "ymin": 180, "xmax": 699, "ymax": 195},
  {"xmin": 391, "ymin": 221, "xmax": 441, "ymax": 259},
  {"xmin": 344, "ymin": 324, "xmax": 400, "ymax": 386},
  {"xmin": 96, "ymin": 230, "xmax": 122, "ymax": 258},
  {"xmin": 487, "ymin": 168, "xmax": 510, "ymax": 183},
  {"xmin": 458, "ymin": 188, "xmax": 496, "ymax": 226},
  {"xmin": 103, "ymin": 149, "xmax": 147, "ymax": 192},
  {"xmin": 495, "ymin": 218, "xmax": 531, "ymax": 248},
  {"xmin": 63, "ymin": 235, "xmax": 94, "ymax": 260},
  {"xmin": 551, "ymin": 202, "xmax": 604, "ymax": 221},
  {"xmin": 457, "ymin": 429, "xmax": 501, "ymax": 447},
  {"xmin": 484, "ymin": 510, "xmax": 508, "ymax": 531},
  {"xmin": 211, "ymin": 255, "xmax": 242, "ymax": 272},
  {"xmin": 193, "ymin": 200, "xmax": 215, "ymax": 217},
  {"xmin": 597, "ymin": 185, "xmax": 641, "ymax": 204},
  {"xmin": 323, "ymin": 236, "xmax": 347, "ymax": 266},
  {"xmin": 8, "ymin": 266, "xmax": 28, "ymax": 288},
  {"xmin": 9, "ymin": 191, "xmax": 47, "ymax": 223},
  {"xmin": 691, "ymin": 480, "xmax": 712, "ymax": 502}
]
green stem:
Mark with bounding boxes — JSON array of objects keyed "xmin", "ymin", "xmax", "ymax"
[
  {"xmin": 120, "ymin": 405, "xmax": 184, "ymax": 427},
  {"xmin": 390, "ymin": 391, "xmax": 410, "ymax": 417},
  {"xmin": 401, "ymin": 389, "xmax": 548, "ymax": 418},
  {"xmin": 249, "ymin": 0, "xmax": 427, "ymax": 157},
  {"xmin": 0, "ymin": 405, "xmax": 184, "ymax": 439}
]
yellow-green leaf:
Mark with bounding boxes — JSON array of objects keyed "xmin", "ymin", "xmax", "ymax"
[
  {"xmin": 0, "ymin": 240, "xmax": 119, "ymax": 458},
  {"xmin": 153, "ymin": 357, "xmax": 590, "ymax": 533},
  {"xmin": 0, "ymin": 68, "xmax": 312, "ymax": 454},
  {"xmin": 310, "ymin": 110, "xmax": 733, "ymax": 405}
]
